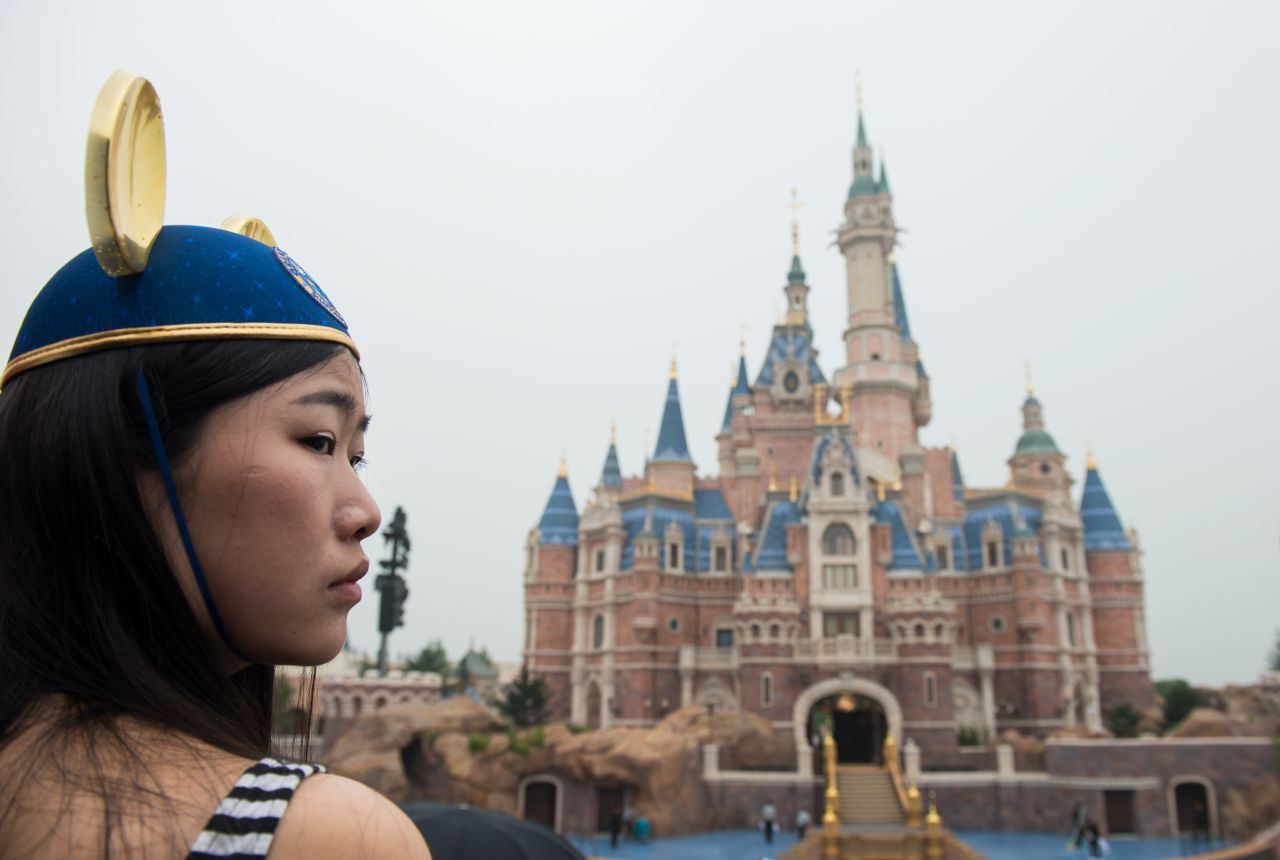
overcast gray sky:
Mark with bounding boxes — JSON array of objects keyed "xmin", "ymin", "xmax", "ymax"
[{"xmin": 2, "ymin": 0, "xmax": 1276, "ymax": 687}]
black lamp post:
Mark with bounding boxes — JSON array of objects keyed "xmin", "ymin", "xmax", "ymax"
[{"xmin": 376, "ymin": 505, "xmax": 410, "ymax": 676}]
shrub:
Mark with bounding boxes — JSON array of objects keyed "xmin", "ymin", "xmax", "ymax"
[
  {"xmin": 957, "ymin": 726, "xmax": 989, "ymax": 747},
  {"xmin": 528, "ymin": 726, "xmax": 545, "ymax": 749},
  {"xmin": 1105, "ymin": 703, "xmax": 1141, "ymax": 738},
  {"xmin": 468, "ymin": 732, "xmax": 490, "ymax": 753},
  {"xmin": 567, "ymin": 723, "xmax": 590, "ymax": 735},
  {"xmin": 1154, "ymin": 678, "xmax": 1200, "ymax": 730}
]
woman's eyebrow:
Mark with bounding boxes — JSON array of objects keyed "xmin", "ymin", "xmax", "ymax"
[{"xmin": 292, "ymin": 390, "xmax": 372, "ymax": 432}]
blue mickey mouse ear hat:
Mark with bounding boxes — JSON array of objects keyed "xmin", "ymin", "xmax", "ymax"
[
  {"xmin": 2, "ymin": 70, "xmax": 357, "ymax": 389},
  {"xmin": 3, "ymin": 72, "xmax": 359, "ymax": 664}
]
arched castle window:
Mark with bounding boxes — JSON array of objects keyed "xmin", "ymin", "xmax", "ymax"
[
  {"xmin": 923, "ymin": 672, "xmax": 938, "ymax": 709},
  {"xmin": 592, "ymin": 614, "xmax": 605, "ymax": 650},
  {"xmin": 830, "ymin": 472, "xmax": 845, "ymax": 497},
  {"xmin": 823, "ymin": 523, "xmax": 856, "ymax": 555},
  {"xmin": 750, "ymin": 623, "xmax": 761, "ymax": 641},
  {"xmin": 761, "ymin": 672, "xmax": 774, "ymax": 707},
  {"xmin": 770, "ymin": 623, "xmax": 781, "ymax": 640},
  {"xmin": 1067, "ymin": 613, "xmax": 1078, "ymax": 648}
]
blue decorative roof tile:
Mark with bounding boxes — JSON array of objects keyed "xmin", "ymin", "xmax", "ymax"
[
  {"xmin": 754, "ymin": 331, "xmax": 827, "ymax": 388},
  {"xmin": 950, "ymin": 451, "xmax": 965, "ymax": 501},
  {"xmin": 960, "ymin": 500, "xmax": 1043, "ymax": 570},
  {"xmin": 653, "ymin": 377, "xmax": 692, "ymax": 463},
  {"xmin": 537, "ymin": 475, "xmax": 579, "ymax": 545},
  {"xmin": 694, "ymin": 488, "xmax": 733, "ymax": 521},
  {"xmin": 600, "ymin": 443, "xmax": 622, "ymax": 488},
  {"xmin": 754, "ymin": 500, "xmax": 800, "ymax": 572},
  {"xmin": 875, "ymin": 499, "xmax": 924, "ymax": 571},
  {"xmin": 1081, "ymin": 465, "xmax": 1132, "ymax": 551}
]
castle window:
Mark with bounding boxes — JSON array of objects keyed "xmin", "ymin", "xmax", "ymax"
[
  {"xmin": 593, "ymin": 614, "xmax": 605, "ymax": 649},
  {"xmin": 986, "ymin": 541, "xmax": 1000, "ymax": 569},
  {"xmin": 783, "ymin": 371, "xmax": 800, "ymax": 394},
  {"xmin": 822, "ymin": 564, "xmax": 857, "ymax": 590},
  {"xmin": 823, "ymin": 523, "xmax": 856, "ymax": 555},
  {"xmin": 668, "ymin": 617, "xmax": 681, "ymax": 634},
  {"xmin": 714, "ymin": 545, "xmax": 728, "ymax": 573},
  {"xmin": 595, "ymin": 549, "xmax": 605, "ymax": 573},
  {"xmin": 824, "ymin": 612, "xmax": 860, "ymax": 638},
  {"xmin": 924, "ymin": 672, "xmax": 938, "ymax": 709},
  {"xmin": 715, "ymin": 628, "xmax": 734, "ymax": 649},
  {"xmin": 770, "ymin": 623, "xmax": 781, "ymax": 640},
  {"xmin": 1067, "ymin": 613, "xmax": 1078, "ymax": 648},
  {"xmin": 750, "ymin": 623, "xmax": 761, "ymax": 641},
  {"xmin": 830, "ymin": 472, "xmax": 845, "ymax": 497},
  {"xmin": 988, "ymin": 615, "xmax": 1007, "ymax": 635},
  {"xmin": 936, "ymin": 544, "xmax": 950, "ymax": 570},
  {"xmin": 914, "ymin": 623, "xmax": 926, "ymax": 639},
  {"xmin": 1060, "ymin": 547, "xmax": 1070, "ymax": 571},
  {"xmin": 935, "ymin": 623, "xmax": 945, "ymax": 640},
  {"xmin": 668, "ymin": 542, "xmax": 680, "ymax": 570},
  {"xmin": 761, "ymin": 672, "xmax": 774, "ymax": 707}
]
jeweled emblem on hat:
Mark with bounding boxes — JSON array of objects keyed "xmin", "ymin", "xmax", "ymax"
[{"xmin": 273, "ymin": 246, "xmax": 348, "ymax": 328}]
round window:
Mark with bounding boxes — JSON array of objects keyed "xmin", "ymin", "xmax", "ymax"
[
  {"xmin": 1039, "ymin": 462, "xmax": 1052, "ymax": 475},
  {"xmin": 783, "ymin": 370, "xmax": 800, "ymax": 393},
  {"xmin": 988, "ymin": 615, "xmax": 1007, "ymax": 634},
  {"xmin": 667, "ymin": 617, "xmax": 680, "ymax": 634}
]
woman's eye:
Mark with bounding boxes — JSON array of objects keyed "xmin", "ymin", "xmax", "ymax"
[
  {"xmin": 350, "ymin": 454, "xmax": 368, "ymax": 472},
  {"xmin": 303, "ymin": 435, "xmax": 337, "ymax": 456}
]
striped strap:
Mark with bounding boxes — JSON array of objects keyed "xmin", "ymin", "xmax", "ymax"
[{"xmin": 187, "ymin": 757, "xmax": 325, "ymax": 859}]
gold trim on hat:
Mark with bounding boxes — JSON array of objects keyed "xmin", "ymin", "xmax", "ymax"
[{"xmin": 2, "ymin": 323, "xmax": 358, "ymax": 388}]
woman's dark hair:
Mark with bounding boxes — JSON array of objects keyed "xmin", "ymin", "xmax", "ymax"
[{"xmin": 0, "ymin": 339, "xmax": 344, "ymax": 768}]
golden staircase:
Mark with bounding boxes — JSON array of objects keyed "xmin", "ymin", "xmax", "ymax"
[{"xmin": 780, "ymin": 733, "xmax": 982, "ymax": 860}]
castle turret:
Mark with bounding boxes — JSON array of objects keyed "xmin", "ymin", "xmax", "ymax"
[
  {"xmin": 648, "ymin": 357, "xmax": 695, "ymax": 496},
  {"xmin": 1008, "ymin": 382, "xmax": 1069, "ymax": 495},
  {"xmin": 1081, "ymin": 451, "xmax": 1156, "ymax": 714},
  {"xmin": 599, "ymin": 422, "xmax": 623, "ymax": 492},
  {"xmin": 833, "ymin": 93, "xmax": 928, "ymax": 465}
]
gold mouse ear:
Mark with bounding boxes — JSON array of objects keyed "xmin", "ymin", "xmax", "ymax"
[
  {"xmin": 220, "ymin": 215, "xmax": 278, "ymax": 247},
  {"xmin": 85, "ymin": 71, "xmax": 166, "ymax": 277}
]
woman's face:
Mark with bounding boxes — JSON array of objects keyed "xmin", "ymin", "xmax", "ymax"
[{"xmin": 143, "ymin": 350, "xmax": 381, "ymax": 670}]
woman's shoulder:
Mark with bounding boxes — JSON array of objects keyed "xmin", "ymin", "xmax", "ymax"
[{"xmin": 268, "ymin": 771, "xmax": 431, "ymax": 860}]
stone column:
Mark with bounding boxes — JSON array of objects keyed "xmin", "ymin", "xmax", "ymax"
[
  {"xmin": 977, "ymin": 644, "xmax": 997, "ymax": 738},
  {"xmin": 995, "ymin": 744, "xmax": 1015, "ymax": 780},
  {"xmin": 702, "ymin": 744, "xmax": 720, "ymax": 779},
  {"xmin": 903, "ymin": 737, "xmax": 922, "ymax": 783}
]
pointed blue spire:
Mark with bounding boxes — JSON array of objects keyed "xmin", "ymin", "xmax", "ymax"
[
  {"xmin": 600, "ymin": 428, "xmax": 622, "ymax": 489},
  {"xmin": 878, "ymin": 159, "xmax": 890, "ymax": 194},
  {"xmin": 856, "ymin": 111, "xmax": 868, "ymax": 148},
  {"xmin": 891, "ymin": 262, "xmax": 913, "ymax": 341},
  {"xmin": 951, "ymin": 450, "xmax": 965, "ymax": 501},
  {"xmin": 1081, "ymin": 455, "xmax": 1131, "ymax": 551},
  {"xmin": 538, "ymin": 458, "xmax": 579, "ymax": 545},
  {"xmin": 876, "ymin": 498, "xmax": 924, "ymax": 571},
  {"xmin": 653, "ymin": 361, "xmax": 692, "ymax": 462},
  {"xmin": 720, "ymin": 353, "xmax": 752, "ymax": 434}
]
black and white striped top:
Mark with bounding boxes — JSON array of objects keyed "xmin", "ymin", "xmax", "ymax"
[{"xmin": 186, "ymin": 757, "xmax": 325, "ymax": 859}]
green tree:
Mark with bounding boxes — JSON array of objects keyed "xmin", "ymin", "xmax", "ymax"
[
  {"xmin": 1105, "ymin": 703, "xmax": 1141, "ymax": 738},
  {"xmin": 1154, "ymin": 678, "xmax": 1200, "ymax": 730},
  {"xmin": 451, "ymin": 660, "xmax": 473, "ymax": 696},
  {"xmin": 405, "ymin": 640, "xmax": 449, "ymax": 675},
  {"xmin": 494, "ymin": 665, "xmax": 549, "ymax": 728},
  {"xmin": 1269, "ymin": 630, "xmax": 1280, "ymax": 672}
]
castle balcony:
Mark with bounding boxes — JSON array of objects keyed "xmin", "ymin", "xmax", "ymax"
[
  {"xmin": 678, "ymin": 644, "xmax": 739, "ymax": 672},
  {"xmin": 795, "ymin": 635, "xmax": 896, "ymax": 664}
]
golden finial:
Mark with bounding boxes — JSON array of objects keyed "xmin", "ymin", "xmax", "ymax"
[
  {"xmin": 768, "ymin": 462, "xmax": 778, "ymax": 493},
  {"xmin": 609, "ymin": 417, "xmax": 617, "ymax": 446},
  {"xmin": 1024, "ymin": 359, "xmax": 1034, "ymax": 396},
  {"xmin": 557, "ymin": 450, "xmax": 568, "ymax": 478},
  {"xmin": 892, "ymin": 479, "xmax": 902, "ymax": 492},
  {"xmin": 876, "ymin": 482, "xmax": 886, "ymax": 502},
  {"xmin": 670, "ymin": 351, "xmax": 678, "ymax": 380},
  {"xmin": 789, "ymin": 476, "xmax": 798, "ymax": 503},
  {"xmin": 788, "ymin": 188, "xmax": 806, "ymax": 257},
  {"xmin": 1086, "ymin": 442, "xmax": 1098, "ymax": 471},
  {"xmin": 855, "ymin": 71, "xmax": 863, "ymax": 113}
]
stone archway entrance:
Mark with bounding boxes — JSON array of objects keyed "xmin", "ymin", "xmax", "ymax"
[
  {"xmin": 808, "ymin": 693, "xmax": 888, "ymax": 764},
  {"xmin": 792, "ymin": 677, "xmax": 903, "ymax": 778}
]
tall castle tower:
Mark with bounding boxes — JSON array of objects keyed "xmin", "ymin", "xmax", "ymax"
[{"xmin": 834, "ymin": 96, "xmax": 931, "ymax": 470}]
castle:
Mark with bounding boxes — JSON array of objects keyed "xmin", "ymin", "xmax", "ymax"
[{"xmin": 521, "ymin": 105, "xmax": 1156, "ymax": 772}]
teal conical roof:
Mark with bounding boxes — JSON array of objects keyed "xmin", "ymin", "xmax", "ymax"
[
  {"xmin": 653, "ymin": 374, "xmax": 692, "ymax": 463},
  {"xmin": 878, "ymin": 160, "xmax": 890, "ymax": 194},
  {"xmin": 788, "ymin": 254, "xmax": 806, "ymax": 284},
  {"xmin": 890, "ymin": 262, "xmax": 912, "ymax": 341},
  {"xmin": 856, "ymin": 111, "xmax": 868, "ymax": 148},
  {"xmin": 1081, "ymin": 461, "xmax": 1131, "ymax": 551}
]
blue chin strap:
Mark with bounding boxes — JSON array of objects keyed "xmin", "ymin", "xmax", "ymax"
[{"xmin": 135, "ymin": 370, "xmax": 255, "ymax": 666}]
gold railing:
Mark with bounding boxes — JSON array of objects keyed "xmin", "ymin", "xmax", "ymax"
[
  {"xmin": 883, "ymin": 735, "xmax": 922, "ymax": 828},
  {"xmin": 822, "ymin": 730, "xmax": 840, "ymax": 860}
]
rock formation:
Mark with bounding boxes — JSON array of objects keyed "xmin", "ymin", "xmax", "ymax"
[{"xmin": 323, "ymin": 699, "xmax": 775, "ymax": 835}]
